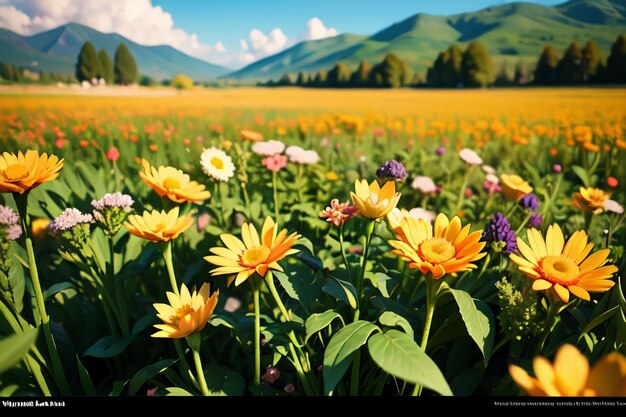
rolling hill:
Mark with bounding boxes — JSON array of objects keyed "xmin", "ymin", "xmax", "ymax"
[
  {"xmin": 0, "ymin": 22, "xmax": 230, "ymax": 81},
  {"xmin": 228, "ymin": 0, "xmax": 626, "ymax": 80}
]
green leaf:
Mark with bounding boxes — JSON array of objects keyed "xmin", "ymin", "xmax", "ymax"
[
  {"xmin": 165, "ymin": 387, "xmax": 193, "ymax": 396},
  {"xmin": 0, "ymin": 328, "xmax": 38, "ymax": 374},
  {"xmin": 305, "ymin": 311, "xmax": 344, "ymax": 343},
  {"xmin": 366, "ymin": 272, "xmax": 391, "ymax": 298},
  {"xmin": 128, "ymin": 359, "xmax": 177, "ymax": 395},
  {"xmin": 448, "ymin": 288, "xmax": 494, "ymax": 361},
  {"xmin": 76, "ymin": 356, "xmax": 97, "ymax": 395},
  {"xmin": 578, "ymin": 306, "xmax": 618, "ymax": 341},
  {"xmin": 367, "ymin": 330, "xmax": 452, "ymax": 396},
  {"xmin": 322, "ymin": 277, "xmax": 357, "ymax": 309},
  {"xmin": 84, "ymin": 335, "xmax": 133, "ymax": 358},
  {"xmin": 0, "ymin": 384, "xmax": 18, "ymax": 396},
  {"xmin": 572, "ymin": 165, "xmax": 591, "ymax": 187},
  {"xmin": 323, "ymin": 320, "xmax": 380, "ymax": 395},
  {"xmin": 204, "ymin": 362, "xmax": 246, "ymax": 396},
  {"xmin": 43, "ymin": 282, "xmax": 74, "ymax": 300},
  {"xmin": 378, "ymin": 311, "xmax": 413, "ymax": 338},
  {"xmin": 132, "ymin": 314, "xmax": 159, "ymax": 335}
]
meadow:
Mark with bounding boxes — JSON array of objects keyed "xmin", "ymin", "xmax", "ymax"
[{"xmin": 0, "ymin": 87, "xmax": 625, "ymax": 397}]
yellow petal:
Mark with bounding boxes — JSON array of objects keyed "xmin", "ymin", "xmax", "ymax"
[
  {"xmin": 527, "ymin": 228, "xmax": 547, "ymax": 259},
  {"xmin": 578, "ymin": 249, "xmax": 610, "ymax": 272},
  {"xmin": 434, "ymin": 213, "xmax": 449, "ymax": 238},
  {"xmin": 553, "ymin": 283, "xmax": 570, "ymax": 303},
  {"xmin": 568, "ymin": 285, "xmax": 590, "ymax": 301},
  {"xmin": 532, "ymin": 279, "xmax": 553, "ymax": 291},
  {"xmin": 220, "ymin": 234, "xmax": 246, "ymax": 253},
  {"xmin": 586, "ymin": 352, "xmax": 626, "ymax": 396},
  {"xmin": 516, "ymin": 237, "xmax": 538, "ymax": 264},
  {"xmin": 553, "ymin": 344, "xmax": 589, "ymax": 396},
  {"xmin": 509, "ymin": 365, "xmax": 546, "ymax": 396},
  {"xmin": 545, "ymin": 224, "xmax": 564, "ymax": 256},
  {"xmin": 533, "ymin": 357, "xmax": 561, "ymax": 396},
  {"xmin": 445, "ymin": 216, "xmax": 462, "ymax": 242},
  {"xmin": 354, "ymin": 179, "xmax": 370, "ymax": 200}
]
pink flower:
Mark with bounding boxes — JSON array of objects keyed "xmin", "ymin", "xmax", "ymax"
[
  {"xmin": 262, "ymin": 154, "xmax": 288, "ymax": 172},
  {"xmin": 106, "ymin": 146, "xmax": 120, "ymax": 162},
  {"xmin": 319, "ymin": 199, "xmax": 358, "ymax": 227},
  {"xmin": 262, "ymin": 367, "xmax": 280, "ymax": 384}
]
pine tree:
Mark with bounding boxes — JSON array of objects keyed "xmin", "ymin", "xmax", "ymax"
[
  {"xmin": 312, "ymin": 70, "xmax": 327, "ymax": 87},
  {"xmin": 114, "ymin": 43, "xmax": 138, "ymax": 85},
  {"xmin": 534, "ymin": 45, "xmax": 559, "ymax": 85},
  {"xmin": 607, "ymin": 34, "xmax": 626, "ymax": 83},
  {"xmin": 581, "ymin": 40, "xmax": 602, "ymax": 83},
  {"xmin": 98, "ymin": 49, "xmax": 114, "ymax": 84},
  {"xmin": 427, "ymin": 51, "xmax": 448, "ymax": 85},
  {"xmin": 327, "ymin": 62, "xmax": 351, "ymax": 87},
  {"xmin": 277, "ymin": 74, "xmax": 293, "ymax": 86},
  {"xmin": 442, "ymin": 45, "xmax": 463, "ymax": 86},
  {"xmin": 461, "ymin": 41, "xmax": 495, "ymax": 87},
  {"xmin": 556, "ymin": 41, "xmax": 583, "ymax": 84},
  {"xmin": 295, "ymin": 71, "xmax": 308, "ymax": 86},
  {"xmin": 75, "ymin": 41, "xmax": 101, "ymax": 83},
  {"xmin": 349, "ymin": 60, "xmax": 371, "ymax": 87}
]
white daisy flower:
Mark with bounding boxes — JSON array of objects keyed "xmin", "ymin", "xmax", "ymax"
[
  {"xmin": 251, "ymin": 140, "xmax": 286, "ymax": 156},
  {"xmin": 459, "ymin": 148, "xmax": 483, "ymax": 165},
  {"xmin": 200, "ymin": 147, "xmax": 235, "ymax": 182},
  {"xmin": 285, "ymin": 145, "xmax": 320, "ymax": 164}
]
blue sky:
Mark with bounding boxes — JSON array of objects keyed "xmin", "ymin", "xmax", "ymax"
[{"xmin": 1, "ymin": 0, "xmax": 564, "ymax": 68}]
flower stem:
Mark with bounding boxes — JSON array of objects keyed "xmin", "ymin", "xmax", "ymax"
[
  {"xmin": 420, "ymin": 277, "xmax": 439, "ymax": 351},
  {"xmin": 538, "ymin": 298, "xmax": 560, "ymax": 353},
  {"xmin": 241, "ymin": 181, "xmax": 252, "ymax": 221},
  {"xmin": 162, "ymin": 242, "xmax": 179, "ymax": 296},
  {"xmin": 192, "ymin": 348, "xmax": 210, "ymax": 396},
  {"xmin": 338, "ymin": 223, "xmax": 352, "ymax": 282},
  {"xmin": 272, "ymin": 171, "xmax": 280, "ymax": 223},
  {"xmin": 253, "ymin": 282, "xmax": 261, "ymax": 387},
  {"xmin": 108, "ymin": 236, "xmax": 128, "ymax": 337},
  {"xmin": 455, "ymin": 166, "xmax": 473, "ymax": 214},
  {"xmin": 354, "ymin": 220, "xmax": 375, "ymax": 322},
  {"xmin": 515, "ymin": 212, "xmax": 533, "ymax": 236},
  {"xmin": 14, "ymin": 192, "xmax": 70, "ymax": 395}
]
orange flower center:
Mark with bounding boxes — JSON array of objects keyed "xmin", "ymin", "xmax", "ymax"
[
  {"xmin": 170, "ymin": 304, "xmax": 194, "ymax": 324},
  {"xmin": 539, "ymin": 255, "xmax": 580, "ymax": 286},
  {"xmin": 211, "ymin": 157, "xmax": 224, "ymax": 170},
  {"xmin": 240, "ymin": 246, "xmax": 270, "ymax": 267},
  {"xmin": 163, "ymin": 177, "xmax": 181, "ymax": 190},
  {"xmin": 2, "ymin": 164, "xmax": 28, "ymax": 181},
  {"xmin": 420, "ymin": 237, "xmax": 455, "ymax": 264}
]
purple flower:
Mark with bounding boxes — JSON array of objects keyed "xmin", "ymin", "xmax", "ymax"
[
  {"xmin": 0, "ymin": 205, "xmax": 22, "ymax": 241},
  {"xmin": 91, "ymin": 192, "xmax": 134, "ymax": 211},
  {"xmin": 552, "ymin": 164, "xmax": 562, "ymax": 173},
  {"xmin": 261, "ymin": 366, "xmax": 280, "ymax": 384},
  {"xmin": 482, "ymin": 212, "xmax": 517, "ymax": 254},
  {"xmin": 436, "ymin": 146, "xmax": 446, "ymax": 156},
  {"xmin": 376, "ymin": 160, "xmax": 408, "ymax": 181},
  {"xmin": 527, "ymin": 213, "xmax": 543, "ymax": 228},
  {"xmin": 48, "ymin": 208, "xmax": 94, "ymax": 234},
  {"xmin": 519, "ymin": 193, "xmax": 539, "ymax": 212}
]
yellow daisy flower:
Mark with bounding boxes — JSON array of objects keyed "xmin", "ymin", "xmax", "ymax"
[
  {"xmin": 124, "ymin": 207, "xmax": 193, "ymax": 243},
  {"xmin": 139, "ymin": 159, "xmax": 210, "ymax": 204},
  {"xmin": 0, "ymin": 150, "xmax": 64, "ymax": 194},
  {"xmin": 350, "ymin": 179, "xmax": 401, "ymax": 220}
]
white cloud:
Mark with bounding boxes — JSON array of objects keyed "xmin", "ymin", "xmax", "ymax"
[
  {"xmin": 214, "ymin": 41, "xmax": 226, "ymax": 53},
  {"xmin": 0, "ymin": 0, "xmax": 216, "ymax": 61},
  {"xmin": 238, "ymin": 17, "xmax": 338, "ymax": 65}
]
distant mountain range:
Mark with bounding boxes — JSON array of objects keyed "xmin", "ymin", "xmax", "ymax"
[
  {"xmin": 0, "ymin": 22, "xmax": 229, "ymax": 81},
  {"xmin": 0, "ymin": 0, "xmax": 624, "ymax": 82},
  {"xmin": 229, "ymin": 0, "xmax": 626, "ymax": 80}
]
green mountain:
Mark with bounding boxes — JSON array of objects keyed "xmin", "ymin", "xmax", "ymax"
[
  {"xmin": 0, "ymin": 22, "xmax": 230, "ymax": 81},
  {"xmin": 228, "ymin": 0, "xmax": 626, "ymax": 80}
]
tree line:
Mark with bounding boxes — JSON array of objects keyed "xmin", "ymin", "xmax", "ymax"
[
  {"xmin": 263, "ymin": 34, "xmax": 626, "ymax": 88},
  {"xmin": 0, "ymin": 62, "xmax": 74, "ymax": 84},
  {"xmin": 75, "ymin": 41, "xmax": 138, "ymax": 85}
]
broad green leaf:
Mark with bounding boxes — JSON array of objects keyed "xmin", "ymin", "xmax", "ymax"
[
  {"xmin": 0, "ymin": 384, "xmax": 18, "ymax": 396},
  {"xmin": 204, "ymin": 362, "xmax": 246, "ymax": 396},
  {"xmin": 305, "ymin": 311, "xmax": 344, "ymax": 343},
  {"xmin": 322, "ymin": 277, "xmax": 357, "ymax": 309},
  {"xmin": 0, "ymin": 328, "xmax": 38, "ymax": 374},
  {"xmin": 43, "ymin": 282, "xmax": 74, "ymax": 300},
  {"xmin": 323, "ymin": 320, "xmax": 380, "ymax": 395},
  {"xmin": 76, "ymin": 356, "xmax": 97, "ymax": 395},
  {"xmin": 572, "ymin": 165, "xmax": 591, "ymax": 187},
  {"xmin": 378, "ymin": 311, "xmax": 414, "ymax": 337},
  {"xmin": 84, "ymin": 335, "xmax": 133, "ymax": 358},
  {"xmin": 128, "ymin": 359, "xmax": 177, "ymax": 395},
  {"xmin": 367, "ymin": 329, "xmax": 452, "ymax": 396},
  {"xmin": 132, "ymin": 315, "xmax": 159, "ymax": 335},
  {"xmin": 578, "ymin": 306, "xmax": 619, "ymax": 341},
  {"xmin": 448, "ymin": 288, "xmax": 494, "ymax": 361},
  {"xmin": 366, "ymin": 272, "xmax": 391, "ymax": 298},
  {"xmin": 165, "ymin": 387, "xmax": 193, "ymax": 396}
]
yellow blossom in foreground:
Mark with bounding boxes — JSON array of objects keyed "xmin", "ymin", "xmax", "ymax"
[
  {"xmin": 388, "ymin": 213, "xmax": 486, "ymax": 279},
  {"xmin": 510, "ymin": 224, "xmax": 617, "ymax": 303},
  {"xmin": 31, "ymin": 218, "xmax": 50, "ymax": 241},
  {"xmin": 124, "ymin": 207, "xmax": 193, "ymax": 243},
  {"xmin": 573, "ymin": 187, "xmax": 610, "ymax": 213},
  {"xmin": 350, "ymin": 179, "xmax": 401, "ymax": 220},
  {"xmin": 509, "ymin": 344, "xmax": 626, "ymax": 396},
  {"xmin": 152, "ymin": 283, "xmax": 219, "ymax": 338},
  {"xmin": 205, "ymin": 217, "xmax": 299, "ymax": 286},
  {"xmin": 139, "ymin": 159, "xmax": 210, "ymax": 204},
  {"xmin": 500, "ymin": 174, "xmax": 533, "ymax": 202},
  {"xmin": 0, "ymin": 150, "xmax": 64, "ymax": 194}
]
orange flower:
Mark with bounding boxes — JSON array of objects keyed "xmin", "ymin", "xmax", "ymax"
[
  {"xmin": 0, "ymin": 150, "xmax": 64, "ymax": 194},
  {"xmin": 389, "ymin": 213, "xmax": 486, "ymax": 279},
  {"xmin": 510, "ymin": 344, "xmax": 626, "ymax": 396},
  {"xmin": 510, "ymin": 224, "xmax": 617, "ymax": 303},
  {"xmin": 124, "ymin": 207, "xmax": 193, "ymax": 243},
  {"xmin": 240, "ymin": 129, "xmax": 263, "ymax": 142},
  {"xmin": 139, "ymin": 159, "xmax": 210, "ymax": 204},
  {"xmin": 79, "ymin": 140, "xmax": 89, "ymax": 148},
  {"xmin": 205, "ymin": 217, "xmax": 300, "ymax": 286},
  {"xmin": 500, "ymin": 174, "xmax": 533, "ymax": 202},
  {"xmin": 573, "ymin": 187, "xmax": 610, "ymax": 213},
  {"xmin": 149, "ymin": 144, "xmax": 158, "ymax": 152},
  {"xmin": 31, "ymin": 218, "xmax": 50, "ymax": 241}
]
